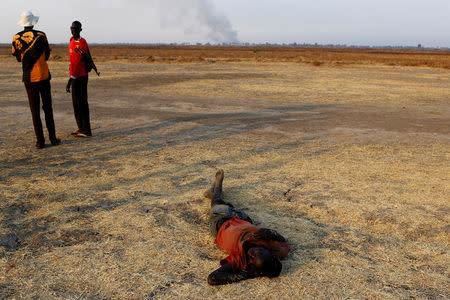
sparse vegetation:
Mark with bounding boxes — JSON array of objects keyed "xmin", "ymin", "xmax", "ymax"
[
  {"xmin": 0, "ymin": 45, "xmax": 449, "ymax": 299},
  {"xmin": 4, "ymin": 44, "xmax": 444, "ymax": 69}
]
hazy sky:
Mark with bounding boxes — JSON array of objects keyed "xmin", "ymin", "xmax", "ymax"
[{"xmin": 2, "ymin": 0, "xmax": 449, "ymax": 47}]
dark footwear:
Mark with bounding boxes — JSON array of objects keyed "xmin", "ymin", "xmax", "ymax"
[
  {"xmin": 50, "ymin": 138, "xmax": 61, "ymax": 146},
  {"xmin": 36, "ymin": 142, "xmax": 45, "ymax": 149}
]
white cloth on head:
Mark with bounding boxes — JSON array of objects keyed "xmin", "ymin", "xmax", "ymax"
[{"xmin": 18, "ymin": 11, "xmax": 39, "ymax": 27}]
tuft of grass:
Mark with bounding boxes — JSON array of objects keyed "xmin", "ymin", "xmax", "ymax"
[
  {"xmin": 312, "ymin": 61, "xmax": 324, "ymax": 66},
  {"xmin": 0, "ymin": 50, "xmax": 448, "ymax": 299}
]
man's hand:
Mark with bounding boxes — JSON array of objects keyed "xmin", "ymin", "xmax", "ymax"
[
  {"xmin": 253, "ymin": 228, "xmax": 286, "ymax": 242},
  {"xmin": 66, "ymin": 78, "xmax": 73, "ymax": 93},
  {"xmin": 207, "ymin": 263, "xmax": 251, "ymax": 285}
]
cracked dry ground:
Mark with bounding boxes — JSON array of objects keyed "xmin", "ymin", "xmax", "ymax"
[{"xmin": 1, "ymin": 55, "xmax": 449, "ymax": 299}]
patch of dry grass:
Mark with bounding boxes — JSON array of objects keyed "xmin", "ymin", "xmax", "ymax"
[
  {"xmin": 0, "ymin": 48, "xmax": 449, "ymax": 299},
  {"xmin": 3, "ymin": 45, "xmax": 450, "ymax": 69}
]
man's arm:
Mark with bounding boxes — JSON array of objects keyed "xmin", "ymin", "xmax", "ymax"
[
  {"xmin": 43, "ymin": 33, "xmax": 51, "ymax": 60},
  {"xmin": 207, "ymin": 263, "xmax": 253, "ymax": 285},
  {"xmin": 12, "ymin": 50, "xmax": 21, "ymax": 62},
  {"xmin": 66, "ymin": 77, "xmax": 73, "ymax": 93},
  {"xmin": 12, "ymin": 36, "xmax": 21, "ymax": 62},
  {"xmin": 253, "ymin": 228, "xmax": 286, "ymax": 242},
  {"xmin": 85, "ymin": 48, "xmax": 100, "ymax": 76}
]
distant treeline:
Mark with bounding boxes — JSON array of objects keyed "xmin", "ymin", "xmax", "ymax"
[{"xmin": 1, "ymin": 42, "xmax": 448, "ymax": 50}]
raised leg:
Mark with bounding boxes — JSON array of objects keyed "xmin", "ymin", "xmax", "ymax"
[{"xmin": 204, "ymin": 169, "xmax": 225, "ymax": 206}]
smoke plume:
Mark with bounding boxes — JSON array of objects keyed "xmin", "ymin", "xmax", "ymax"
[{"xmin": 154, "ymin": 0, "xmax": 239, "ymax": 43}]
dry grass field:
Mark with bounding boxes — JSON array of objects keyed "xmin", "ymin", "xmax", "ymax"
[
  {"xmin": 48, "ymin": 45, "xmax": 450, "ymax": 69},
  {"xmin": 0, "ymin": 45, "xmax": 449, "ymax": 299}
]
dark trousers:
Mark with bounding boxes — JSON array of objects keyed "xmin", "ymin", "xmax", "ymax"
[
  {"xmin": 71, "ymin": 76, "xmax": 91, "ymax": 135},
  {"xmin": 209, "ymin": 178, "xmax": 252, "ymax": 236},
  {"xmin": 24, "ymin": 79, "xmax": 57, "ymax": 145}
]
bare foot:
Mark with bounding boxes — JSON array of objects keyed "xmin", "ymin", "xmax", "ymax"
[
  {"xmin": 215, "ymin": 169, "xmax": 224, "ymax": 181},
  {"xmin": 204, "ymin": 169, "xmax": 224, "ymax": 199}
]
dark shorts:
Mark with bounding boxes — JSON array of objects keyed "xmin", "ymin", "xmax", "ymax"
[{"xmin": 209, "ymin": 203, "xmax": 252, "ymax": 236}]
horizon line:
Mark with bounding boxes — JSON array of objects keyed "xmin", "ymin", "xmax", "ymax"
[{"xmin": 1, "ymin": 42, "xmax": 449, "ymax": 50}]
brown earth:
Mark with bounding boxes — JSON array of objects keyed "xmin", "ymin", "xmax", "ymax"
[
  {"xmin": 49, "ymin": 45, "xmax": 450, "ymax": 69},
  {"xmin": 0, "ymin": 46, "xmax": 449, "ymax": 299}
]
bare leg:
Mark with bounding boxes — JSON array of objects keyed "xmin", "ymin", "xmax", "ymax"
[
  {"xmin": 204, "ymin": 169, "xmax": 226, "ymax": 206},
  {"xmin": 212, "ymin": 169, "xmax": 224, "ymax": 203}
]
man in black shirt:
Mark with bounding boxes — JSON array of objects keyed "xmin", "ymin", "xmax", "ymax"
[{"xmin": 12, "ymin": 11, "xmax": 60, "ymax": 149}]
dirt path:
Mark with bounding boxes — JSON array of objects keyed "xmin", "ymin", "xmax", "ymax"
[{"xmin": 1, "ymin": 57, "xmax": 449, "ymax": 299}]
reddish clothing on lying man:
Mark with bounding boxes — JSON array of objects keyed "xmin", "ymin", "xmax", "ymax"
[{"xmin": 214, "ymin": 217, "xmax": 290, "ymax": 271}]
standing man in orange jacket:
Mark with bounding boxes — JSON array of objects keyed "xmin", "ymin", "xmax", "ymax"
[
  {"xmin": 66, "ymin": 21, "xmax": 92, "ymax": 138},
  {"xmin": 12, "ymin": 11, "xmax": 60, "ymax": 149}
]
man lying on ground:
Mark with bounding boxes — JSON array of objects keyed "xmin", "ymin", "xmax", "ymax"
[{"xmin": 204, "ymin": 170, "xmax": 290, "ymax": 285}]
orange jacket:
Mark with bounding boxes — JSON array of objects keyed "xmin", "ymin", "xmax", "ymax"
[{"xmin": 12, "ymin": 30, "xmax": 50, "ymax": 83}]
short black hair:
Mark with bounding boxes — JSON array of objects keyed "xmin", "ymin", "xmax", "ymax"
[
  {"xmin": 261, "ymin": 255, "xmax": 282, "ymax": 278},
  {"xmin": 71, "ymin": 21, "xmax": 82, "ymax": 28}
]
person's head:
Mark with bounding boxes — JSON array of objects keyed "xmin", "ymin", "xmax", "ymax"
[
  {"xmin": 18, "ymin": 11, "xmax": 39, "ymax": 29},
  {"xmin": 246, "ymin": 246, "xmax": 282, "ymax": 278},
  {"xmin": 71, "ymin": 21, "xmax": 82, "ymax": 38}
]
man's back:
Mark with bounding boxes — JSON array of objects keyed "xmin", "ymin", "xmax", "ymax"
[
  {"xmin": 12, "ymin": 29, "xmax": 50, "ymax": 83},
  {"xmin": 215, "ymin": 217, "xmax": 290, "ymax": 271}
]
